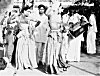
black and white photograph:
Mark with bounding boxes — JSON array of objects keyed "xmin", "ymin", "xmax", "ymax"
[{"xmin": 0, "ymin": 0, "xmax": 100, "ymax": 76}]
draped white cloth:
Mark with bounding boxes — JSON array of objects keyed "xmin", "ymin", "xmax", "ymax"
[
  {"xmin": 87, "ymin": 14, "xmax": 97, "ymax": 54},
  {"xmin": 16, "ymin": 23, "xmax": 37, "ymax": 70},
  {"xmin": 42, "ymin": 31, "xmax": 61, "ymax": 73},
  {"xmin": 67, "ymin": 34, "xmax": 83, "ymax": 62}
]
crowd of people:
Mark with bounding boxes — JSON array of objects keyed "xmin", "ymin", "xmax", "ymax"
[{"xmin": 0, "ymin": 0, "xmax": 97, "ymax": 75}]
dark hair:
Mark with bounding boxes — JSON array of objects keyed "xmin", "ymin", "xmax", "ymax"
[
  {"xmin": 13, "ymin": 5, "xmax": 20, "ymax": 8},
  {"xmin": 90, "ymin": 7, "xmax": 95, "ymax": 14},
  {"xmin": 21, "ymin": 5, "xmax": 30, "ymax": 13},
  {"xmin": 9, "ymin": 12, "xmax": 11, "ymax": 16},
  {"xmin": 38, "ymin": 4, "xmax": 46, "ymax": 9},
  {"xmin": 38, "ymin": 4, "xmax": 47, "ymax": 13}
]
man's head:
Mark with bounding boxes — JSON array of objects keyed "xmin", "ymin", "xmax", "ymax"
[
  {"xmin": 90, "ymin": 7, "xmax": 95, "ymax": 14},
  {"xmin": 12, "ymin": 5, "xmax": 20, "ymax": 16},
  {"xmin": 21, "ymin": 6, "xmax": 31, "ymax": 17},
  {"xmin": 24, "ymin": 9, "xmax": 31, "ymax": 17},
  {"xmin": 38, "ymin": 4, "xmax": 46, "ymax": 14}
]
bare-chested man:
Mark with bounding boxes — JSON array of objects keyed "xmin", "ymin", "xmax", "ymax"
[{"xmin": 44, "ymin": 1, "xmax": 62, "ymax": 74}]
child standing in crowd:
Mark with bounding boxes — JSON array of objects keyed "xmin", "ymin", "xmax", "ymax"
[{"xmin": 34, "ymin": 4, "xmax": 50, "ymax": 67}]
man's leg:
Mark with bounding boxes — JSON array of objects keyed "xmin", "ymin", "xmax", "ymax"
[{"xmin": 36, "ymin": 42, "xmax": 43, "ymax": 67}]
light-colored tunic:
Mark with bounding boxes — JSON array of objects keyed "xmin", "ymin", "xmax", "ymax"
[{"xmin": 35, "ymin": 14, "xmax": 49, "ymax": 43}]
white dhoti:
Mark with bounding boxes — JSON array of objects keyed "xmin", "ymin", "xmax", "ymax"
[
  {"xmin": 87, "ymin": 31, "xmax": 96, "ymax": 54},
  {"xmin": 42, "ymin": 30, "xmax": 60, "ymax": 73},
  {"xmin": 60, "ymin": 32, "xmax": 69, "ymax": 62},
  {"xmin": 67, "ymin": 34, "xmax": 83, "ymax": 62}
]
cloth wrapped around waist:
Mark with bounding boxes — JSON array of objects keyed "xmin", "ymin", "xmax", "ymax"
[{"xmin": 48, "ymin": 30, "xmax": 62, "ymax": 42}]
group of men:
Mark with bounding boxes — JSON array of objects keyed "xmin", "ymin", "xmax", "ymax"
[{"xmin": 0, "ymin": 0, "xmax": 97, "ymax": 74}]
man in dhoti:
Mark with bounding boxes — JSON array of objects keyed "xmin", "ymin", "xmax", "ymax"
[
  {"xmin": 43, "ymin": 1, "xmax": 62, "ymax": 74},
  {"xmin": 87, "ymin": 10, "xmax": 97, "ymax": 54},
  {"xmin": 66, "ymin": 10, "xmax": 84, "ymax": 62}
]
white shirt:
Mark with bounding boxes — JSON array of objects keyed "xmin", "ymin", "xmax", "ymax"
[
  {"xmin": 89, "ymin": 14, "xmax": 97, "ymax": 33},
  {"xmin": 69, "ymin": 13, "xmax": 81, "ymax": 24}
]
